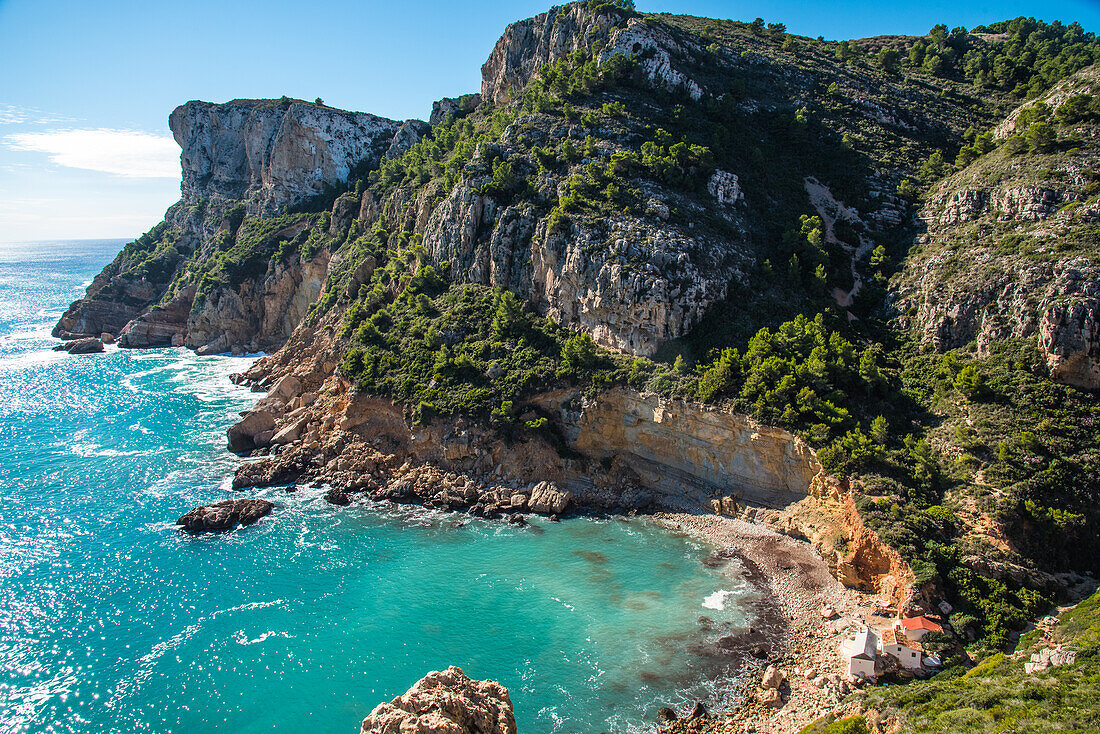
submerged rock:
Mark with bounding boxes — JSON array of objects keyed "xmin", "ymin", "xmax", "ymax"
[
  {"xmin": 360, "ymin": 665, "xmax": 516, "ymax": 734},
  {"xmin": 176, "ymin": 498, "xmax": 273, "ymax": 532}
]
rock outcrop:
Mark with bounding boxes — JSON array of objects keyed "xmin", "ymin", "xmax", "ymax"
[
  {"xmin": 52, "ymin": 337, "xmax": 105, "ymax": 354},
  {"xmin": 360, "ymin": 666, "xmax": 516, "ymax": 734},
  {"xmin": 893, "ymin": 65, "xmax": 1100, "ymax": 387},
  {"xmin": 170, "ymin": 99, "xmax": 404, "ymax": 216},
  {"xmin": 176, "ymin": 499, "xmax": 274, "ymax": 532},
  {"xmin": 481, "ymin": 5, "xmax": 702, "ymax": 105}
]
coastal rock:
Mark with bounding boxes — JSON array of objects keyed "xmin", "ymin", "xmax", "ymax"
[
  {"xmin": 170, "ymin": 99, "xmax": 404, "ymax": 216},
  {"xmin": 360, "ymin": 666, "xmax": 516, "ymax": 734},
  {"xmin": 760, "ymin": 665, "xmax": 785, "ymax": 690},
  {"xmin": 176, "ymin": 498, "xmax": 273, "ymax": 532},
  {"xmin": 527, "ymin": 482, "xmax": 572, "ymax": 514},
  {"xmin": 227, "ymin": 410, "xmax": 277, "ymax": 453},
  {"xmin": 117, "ymin": 286, "xmax": 194, "ymax": 348},
  {"xmin": 755, "ymin": 688, "xmax": 782, "ymax": 707},
  {"xmin": 57, "ymin": 337, "xmax": 105, "ymax": 354}
]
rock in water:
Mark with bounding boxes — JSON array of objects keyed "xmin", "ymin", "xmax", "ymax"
[
  {"xmin": 227, "ymin": 410, "xmax": 277, "ymax": 453},
  {"xmin": 55, "ymin": 337, "xmax": 105, "ymax": 354},
  {"xmin": 176, "ymin": 499, "xmax": 273, "ymax": 532},
  {"xmin": 360, "ymin": 666, "xmax": 516, "ymax": 734}
]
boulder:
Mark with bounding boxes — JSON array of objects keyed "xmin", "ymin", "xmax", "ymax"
[
  {"xmin": 755, "ymin": 688, "xmax": 782, "ymax": 708},
  {"xmin": 761, "ymin": 665, "xmax": 785, "ymax": 690},
  {"xmin": 657, "ymin": 707, "xmax": 678, "ymax": 723},
  {"xmin": 527, "ymin": 481, "xmax": 572, "ymax": 515},
  {"xmin": 99, "ymin": 332, "xmax": 116, "ymax": 344},
  {"xmin": 360, "ymin": 666, "xmax": 516, "ymax": 734},
  {"xmin": 196, "ymin": 334, "xmax": 229, "ymax": 356},
  {"xmin": 62, "ymin": 337, "xmax": 105, "ymax": 354},
  {"xmin": 266, "ymin": 374, "xmax": 302, "ymax": 405},
  {"xmin": 176, "ymin": 498, "xmax": 273, "ymax": 532},
  {"xmin": 227, "ymin": 410, "xmax": 277, "ymax": 453}
]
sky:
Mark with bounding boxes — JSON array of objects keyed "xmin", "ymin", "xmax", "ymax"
[{"xmin": 2, "ymin": 0, "xmax": 1099, "ymax": 243}]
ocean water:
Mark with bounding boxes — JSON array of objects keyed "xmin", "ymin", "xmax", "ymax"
[{"xmin": 0, "ymin": 240, "xmax": 757, "ymax": 734}]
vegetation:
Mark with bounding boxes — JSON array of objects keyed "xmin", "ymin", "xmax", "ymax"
[
  {"xmin": 854, "ymin": 587, "xmax": 1100, "ymax": 733},
  {"xmin": 119, "ymin": 0, "xmax": 1100, "ymax": 671}
]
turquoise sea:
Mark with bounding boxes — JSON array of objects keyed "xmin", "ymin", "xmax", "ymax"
[{"xmin": 0, "ymin": 240, "xmax": 757, "ymax": 734}]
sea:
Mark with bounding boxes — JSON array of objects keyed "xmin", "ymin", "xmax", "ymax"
[{"xmin": 0, "ymin": 239, "xmax": 757, "ymax": 734}]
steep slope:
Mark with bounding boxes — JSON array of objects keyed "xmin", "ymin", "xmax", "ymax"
[
  {"xmin": 54, "ymin": 98, "xmax": 419, "ymax": 352},
  {"xmin": 894, "ymin": 65, "xmax": 1100, "ymax": 388},
  {"xmin": 53, "ymin": 0, "xmax": 1100, "ymax": 669}
]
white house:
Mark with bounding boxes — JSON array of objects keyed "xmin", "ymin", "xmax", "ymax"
[
  {"xmin": 881, "ymin": 627, "xmax": 924, "ymax": 669},
  {"xmin": 840, "ymin": 627, "xmax": 879, "ymax": 678}
]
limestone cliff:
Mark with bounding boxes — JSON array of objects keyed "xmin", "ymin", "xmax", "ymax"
[
  {"xmin": 893, "ymin": 65, "xmax": 1100, "ymax": 387},
  {"xmin": 481, "ymin": 4, "xmax": 703, "ymax": 105},
  {"xmin": 170, "ymin": 99, "xmax": 403, "ymax": 216},
  {"xmin": 54, "ymin": 98, "xmax": 423, "ymax": 353}
]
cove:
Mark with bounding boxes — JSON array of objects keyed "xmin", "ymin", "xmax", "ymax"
[{"xmin": 0, "ymin": 241, "xmax": 759, "ymax": 734}]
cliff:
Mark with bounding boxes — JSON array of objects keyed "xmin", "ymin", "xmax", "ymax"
[
  {"xmin": 54, "ymin": 2, "xmax": 1100, "ymax": 673},
  {"xmin": 893, "ymin": 65, "xmax": 1100, "ymax": 388},
  {"xmin": 170, "ymin": 99, "xmax": 404, "ymax": 216},
  {"xmin": 54, "ymin": 98, "xmax": 422, "ymax": 352}
]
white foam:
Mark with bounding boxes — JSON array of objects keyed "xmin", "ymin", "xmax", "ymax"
[{"xmin": 702, "ymin": 589, "xmax": 736, "ymax": 610}]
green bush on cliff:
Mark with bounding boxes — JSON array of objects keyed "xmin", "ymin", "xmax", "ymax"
[
  {"xmin": 693, "ymin": 314, "xmax": 885, "ymax": 447},
  {"xmin": 339, "ymin": 275, "xmax": 626, "ymax": 420}
]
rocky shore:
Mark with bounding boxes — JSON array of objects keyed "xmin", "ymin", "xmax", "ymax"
[{"xmin": 655, "ymin": 513, "xmax": 877, "ymax": 734}]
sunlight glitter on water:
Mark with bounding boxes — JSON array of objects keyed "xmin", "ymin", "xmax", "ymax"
[{"xmin": 0, "ymin": 241, "xmax": 760, "ymax": 734}]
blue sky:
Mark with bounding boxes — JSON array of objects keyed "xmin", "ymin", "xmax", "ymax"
[{"xmin": 2, "ymin": 0, "xmax": 1099, "ymax": 242}]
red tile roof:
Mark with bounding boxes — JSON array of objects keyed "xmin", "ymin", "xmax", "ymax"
[{"xmin": 900, "ymin": 616, "xmax": 942, "ymax": 633}]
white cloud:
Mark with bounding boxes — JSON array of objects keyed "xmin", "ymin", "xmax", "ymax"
[
  {"xmin": 0, "ymin": 104, "xmax": 76, "ymax": 125},
  {"xmin": 3, "ymin": 129, "xmax": 180, "ymax": 178}
]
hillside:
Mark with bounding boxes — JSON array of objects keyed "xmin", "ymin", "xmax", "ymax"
[
  {"xmin": 52, "ymin": 3, "xmax": 1100, "ymax": 732},
  {"xmin": 802, "ymin": 586, "xmax": 1100, "ymax": 733}
]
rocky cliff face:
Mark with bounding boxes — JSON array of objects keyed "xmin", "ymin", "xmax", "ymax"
[
  {"xmin": 228, "ymin": 335, "xmax": 821, "ymax": 514},
  {"xmin": 55, "ymin": 97, "xmax": 426, "ymax": 353},
  {"xmin": 415, "ymin": 175, "xmax": 743, "ymax": 356},
  {"xmin": 893, "ymin": 66, "xmax": 1100, "ymax": 387},
  {"xmin": 170, "ymin": 99, "xmax": 403, "ymax": 216},
  {"xmin": 481, "ymin": 4, "xmax": 702, "ymax": 106},
  {"xmin": 360, "ymin": 667, "xmax": 516, "ymax": 734}
]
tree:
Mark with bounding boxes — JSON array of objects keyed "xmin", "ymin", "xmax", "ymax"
[
  {"xmin": 953, "ymin": 364, "xmax": 985, "ymax": 400},
  {"xmin": 491, "ymin": 290, "xmax": 525, "ymax": 338},
  {"xmin": 315, "ymin": 97, "xmax": 324, "ymax": 106},
  {"xmin": 876, "ymin": 48, "xmax": 901, "ymax": 72},
  {"xmin": 929, "ymin": 23, "xmax": 949, "ymax": 51},
  {"xmin": 1025, "ymin": 121, "xmax": 1056, "ymax": 152},
  {"xmin": 919, "ymin": 150, "xmax": 948, "ymax": 181},
  {"xmin": 561, "ymin": 331, "xmax": 598, "ymax": 372},
  {"xmin": 870, "ymin": 416, "xmax": 889, "ymax": 446},
  {"xmin": 1055, "ymin": 93, "xmax": 1097, "ymax": 125},
  {"xmin": 922, "ymin": 52, "xmax": 945, "ymax": 76}
]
